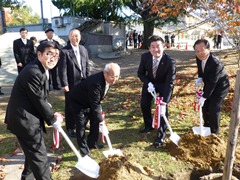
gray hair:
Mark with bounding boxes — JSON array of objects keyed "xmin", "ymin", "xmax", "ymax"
[{"xmin": 104, "ymin": 63, "xmax": 120, "ymax": 73}]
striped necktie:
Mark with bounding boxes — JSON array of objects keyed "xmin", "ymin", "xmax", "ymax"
[{"xmin": 152, "ymin": 59, "xmax": 158, "ymax": 78}]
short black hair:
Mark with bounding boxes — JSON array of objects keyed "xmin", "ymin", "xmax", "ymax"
[
  {"xmin": 45, "ymin": 28, "xmax": 54, "ymax": 33},
  {"xmin": 37, "ymin": 41, "xmax": 61, "ymax": 53},
  {"xmin": 19, "ymin": 27, "xmax": 28, "ymax": 32},
  {"xmin": 148, "ymin": 35, "xmax": 164, "ymax": 47},
  {"xmin": 193, "ymin": 39, "xmax": 210, "ymax": 50},
  {"xmin": 30, "ymin": 36, "xmax": 37, "ymax": 41}
]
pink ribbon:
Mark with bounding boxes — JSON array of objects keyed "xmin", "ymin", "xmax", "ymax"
[
  {"xmin": 194, "ymin": 89, "xmax": 203, "ymax": 111},
  {"xmin": 152, "ymin": 97, "xmax": 163, "ymax": 129}
]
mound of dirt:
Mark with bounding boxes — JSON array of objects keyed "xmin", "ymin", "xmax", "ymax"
[
  {"xmin": 166, "ymin": 132, "xmax": 226, "ymax": 169},
  {"xmin": 98, "ymin": 154, "xmax": 157, "ymax": 180}
]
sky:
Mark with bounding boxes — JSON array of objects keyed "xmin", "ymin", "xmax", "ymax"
[{"xmin": 23, "ymin": 0, "xmax": 60, "ymax": 22}]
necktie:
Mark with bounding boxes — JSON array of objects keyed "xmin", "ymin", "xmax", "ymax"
[
  {"xmin": 152, "ymin": 59, "xmax": 158, "ymax": 78},
  {"xmin": 75, "ymin": 50, "xmax": 83, "ymax": 77},
  {"xmin": 104, "ymin": 83, "xmax": 109, "ymax": 97},
  {"xmin": 202, "ymin": 60, "xmax": 206, "ymax": 73}
]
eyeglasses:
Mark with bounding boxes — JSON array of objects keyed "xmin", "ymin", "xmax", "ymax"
[
  {"xmin": 106, "ymin": 72, "xmax": 120, "ymax": 79},
  {"xmin": 45, "ymin": 51, "xmax": 59, "ymax": 59}
]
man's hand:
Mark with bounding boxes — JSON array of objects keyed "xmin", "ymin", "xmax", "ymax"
[
  {"xmin": 62, "ymin": 86, "xmax": 69, "ymax": 92},
  {"xmin": 147, "ymin": 82, "xmax": 155, "ymax": 93},
  {"xmin": 99, "ymin": 121, "xmax": 109, "ymax": 136},
  {"xmin": 194, "ymin": 78, "xmax": 203, "ymax": 88},
  {"xmin": 198, "ymin": 97, "xmax": 206, "ymax": 107},
  {"xmin": 52, "ymin": 112, "xmax": 63, "ymax": 130}
]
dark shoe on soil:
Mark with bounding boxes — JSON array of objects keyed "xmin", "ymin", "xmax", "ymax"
[
  {"xmin": 153, "ymin": 138, "xmax": 164, "ymax": 148},
  {"xmin": 140, "ymin": 127, "xmax": 154, "ymax": 133},
  {"xmin": 88, "ymin": 144, "xmax": 104, "ymax": 149}
]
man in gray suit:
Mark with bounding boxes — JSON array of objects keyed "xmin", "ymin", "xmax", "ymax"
[
  {"xmin": 5, "ymin": 41, "xmax": 63, "ymax": 180},
  {"xmin": 58, "ymin": 28, "xmax": 91, "ymax": 137}
]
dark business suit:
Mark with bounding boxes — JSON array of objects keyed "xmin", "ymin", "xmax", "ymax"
[
  {"xmin": 13, "ymin": 38, "xmax": 34, "ymax": 74},
  {"xmin": 69, "ymin": 72, "xmax": 106, "ymax": 156},
  {"xmin": 40, "ymin": 39, "xmax": 61, "ymax": 89},
  {"xmin": 196, "ymin": 52, "xmax": 229, "ymax": 134},
  {"xmin": 5, "ymin": 60, "xmax": 57, "ymax": 180},
  {"xmin": 58, "ymin": 43, "xmax": 90, "ymax": 130},
  {"xmin": 138, "ymin": 51, "xmax": 176, "ymax": 142}
]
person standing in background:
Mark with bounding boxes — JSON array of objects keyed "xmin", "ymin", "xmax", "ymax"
[
  {"xmin": 13, "ymin": 27, "xmax": 34, "ymax": 74},
  {"xmin": 194, "ymin": 39, "xmax": 229, "ymax": 134},
  {"xmin": 138, "ymin": 35, "xmax": 176, "ymax": 148},
  {"xmin": 30, "ymin": 36, "xmax": 38, "ymax": 60},
  {"xmin": 58, "ymin": 28, "xmax": 91, "ymax": 137},
  {"xmin": 40, "ymin": 28, "xmax": 61, "ymax": 90}
]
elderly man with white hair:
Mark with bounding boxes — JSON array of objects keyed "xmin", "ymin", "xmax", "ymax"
[{"xmin": 69, "ymin": 63, "xmax": 121, "ymax": 157}]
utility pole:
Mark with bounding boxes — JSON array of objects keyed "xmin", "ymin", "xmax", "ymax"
[{"xmin": 40, "ymin": 0, "xmax": 44, "ymax": 30}]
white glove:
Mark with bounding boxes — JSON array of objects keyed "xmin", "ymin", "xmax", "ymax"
[
  {"xmin": 99, "ymin": 121, "xmax": 109, "ymax": 136},
  {"xmin": 195, "ymin": 78, "xmax": 203, "ymax": 88},
  {"xmin": 198, "ymin": 97, "xmax": 206, "ymax": 107},
  {"xmin": 160, "ymin": 103, "xmax": 166, "ymax": 115},
  {"xmin": 147, "ymin": 82, "xmax": 155, "ymax": 93},
  {"xmin": 52, "ymin": 113, "xmax": 63, "ymax": 130}
]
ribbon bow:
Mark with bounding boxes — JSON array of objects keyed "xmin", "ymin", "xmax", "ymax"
[
  {"xmin": 152, "ymin": 97, "xmax": 164, "ymax": 129},
  {"xmin": 194, "ymin": 89, "xmax": 203, "ymax": 111}
]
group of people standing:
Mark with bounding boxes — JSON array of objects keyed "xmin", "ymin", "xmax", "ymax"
[
  {"xmin": 4, "ymin": 28, "xmax": 229, "ymax": 180},
  {"xmin": 5, "ymin": 27, "xmax": 121, "ymax": 179},
  {"xmin": 126, "ymin": 30, "xmax": 143, "ymax": 49}
]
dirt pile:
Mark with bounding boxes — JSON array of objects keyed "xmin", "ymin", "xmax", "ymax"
[
  {"xmin": 98, "ymin": 154, "xmax": 157, "ymax": 180},
  {"xmin": 166, "ymin": 132, "xmax": 226, "ymax": 169}
]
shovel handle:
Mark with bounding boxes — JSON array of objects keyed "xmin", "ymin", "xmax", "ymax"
[
  {"xmin": 58, "ymin": 127, "xmax": 82, "ymax": 159},
  {"xmin": 104, "ymin": 134, "xmax": 114, "ymax": 151},
  {"xmin": 162, "ymin": 115, "xmax": 174, "ymax": 135},
  {"xmin": 199, "ymin": 106, "xmax": 203, "ymax": 134}
]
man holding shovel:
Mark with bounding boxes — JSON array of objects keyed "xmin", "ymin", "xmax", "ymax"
[
  {"xmin": 194, "ymin": 39, "xmax": 229, "ymax": 134},
  {"xmin": 137, "ymin": 35, "xmax": 176, "ymax": 148},
  {"xmin": 69, "ymin": 63, "xmax": 121, "ymax": 157},
  {"xmin": 5, "ymin": 41, "xmax": 63, "ymax": 180}
]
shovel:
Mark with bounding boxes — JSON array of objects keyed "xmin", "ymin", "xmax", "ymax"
[
  {"xmin": 162, "ymin": 114, "xmax": 181, "ymax": 146},
  {"xmin": 58, "ymin": 127, "xmax": 100, "ymax": 178},
  {"xmin": 192, "ymin": 107, "xmax": 211, "ymax": 136},
  {"xmin": 100, "ymin": 123, "xmax": 124, "ymax": 158}
]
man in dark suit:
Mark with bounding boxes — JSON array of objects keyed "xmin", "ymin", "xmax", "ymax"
[
  {"xmin": 58, "ymin": 28, "xmax": 91, "ymax": 137},
  {"xmin": 194, "ymin": 39, "xmax": 229, "ymax": 134},
  {"xmin": 137, "ymin": 35, "xmax": 176, "ymax": 147},
  {"xmin": 40, "ymin": 28, "xmax": 61, "ymax": 90},
  {"xmin": 5, "ymin": 41, "xmax": 62, "ymax": 180},
  {"xmin": 69, "ymin": 63, "xmax": 120, "ymax": 156},
  {"xmin": 13, "ymin": 27, "xmax": 35, "ymax": 74}
]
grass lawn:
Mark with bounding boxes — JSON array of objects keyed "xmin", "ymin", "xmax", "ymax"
[{"xmin": 0, "ymin": 48, "xmax": 238, "ymax": 179}]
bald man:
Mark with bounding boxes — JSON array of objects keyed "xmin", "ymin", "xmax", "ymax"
[{"xmin": 69, "ymin": 63, "xmax": 120, "ymax": 156}]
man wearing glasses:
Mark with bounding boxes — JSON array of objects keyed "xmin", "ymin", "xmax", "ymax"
[
  {"xmin": 5, "ymin": 41, "xmax": 63, "ymax": 180},
  {"xmin": 69, "ymin": 63, "xmax": 120, "ymax": 157}
]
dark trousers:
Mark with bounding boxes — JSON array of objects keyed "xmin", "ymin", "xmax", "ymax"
[
  {"xmin": 49, "ymin": 65, "xmax": 59, "ymax": 88},
  {"xmin": 71, "ymin": 103, "xmax": 99, "ymax": 156},
  {"xmin": 17, "ymin": 131, "xmax": 51, "ymax": 180},
  {"xmin": 202, "ymin": 90, "xmax": 228, "ymax": 134},
  {"xmin": 141, "ymin": 93, "xmax": 168, "ymax": 142},
  {"xmin": 64, "ymin": 92, "xmax": 75, "ymax": 130}
]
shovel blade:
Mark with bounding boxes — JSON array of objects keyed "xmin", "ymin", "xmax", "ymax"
[
  {"xmin": 103, "ymin": 149, "xmax": 124, "ymax": 158},
  {"xmin": 170, "ymin": 132, "xmax": 181, "ymax": 146},
  {"xmin": 192, "ymin": 126, "xmax": 211, "ymax": 136},
  {"xmin": 75, "ymin": 155, "xmax": 100, "ymax": 178}
]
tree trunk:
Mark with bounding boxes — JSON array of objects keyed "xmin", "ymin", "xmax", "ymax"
[{"xmin": 141, "ymin": 20, "xmax": 155, "ymax": 49}]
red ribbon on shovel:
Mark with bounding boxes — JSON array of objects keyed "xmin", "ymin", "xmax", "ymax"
[
  {"xmin": 193, "ymin": 89, "xmax": 203, "ymax": 111},
  {"xmin": 52, "ymin": 112, "xmax": 63, "ymax": 150},
  {"xmin": 152, "ymin": 97, "xmax": 163, "ymax": 129}
]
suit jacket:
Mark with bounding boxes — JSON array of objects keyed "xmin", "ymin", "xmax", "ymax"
[
  {"xmin": 13, "ymin": 38, "xmax": 34, "ymax": 66},
  {"xmin": 138, "ymin": 51, "xmax": 176, "ymax": 103},
  {"xmin": 197, "ymin": 53, "xmax": 229, "ymax": 98},
  {"xmin": 4, "ymin": 60, "xmax": 57, "ymax": 138},
  {"xmin": 69, "ymin": 72, "xmax": 107, "ymax": 122},
  {"xmin": 58, "ymin": 43, "xmax": 90, "ymax": 90}
]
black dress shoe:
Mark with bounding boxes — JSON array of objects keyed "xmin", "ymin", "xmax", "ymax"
[
  {"xmin": 140, "ymin": 128, "xmax": 154, "ymax": 133},
  {"xmin": 68, "ymin": 129, "xmax": 75, "ymax": 137},
  {"xmin": 153, "ymin": 138, "xmax": 164, "ymax": 148},
  {"xmin": 88, "ymin": 144, "xmax": 104, "ymax": 149}
]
